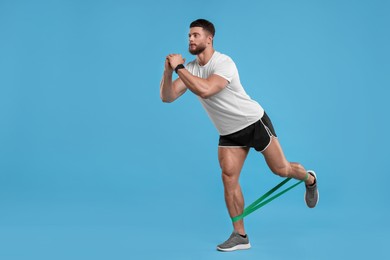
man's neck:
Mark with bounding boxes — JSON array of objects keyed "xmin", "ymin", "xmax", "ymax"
[{"xmin": 197, "ymin": 47, "xmax": 215, "ymax": 66}]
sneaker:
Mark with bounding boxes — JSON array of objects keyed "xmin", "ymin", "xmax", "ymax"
[
  {"xmin": 305, "ymin": 170, "xmax": 319, "ymax": 208},
  {"xmin": 216, "ymin": 231, "xmax": 251, "ymax": 252}
]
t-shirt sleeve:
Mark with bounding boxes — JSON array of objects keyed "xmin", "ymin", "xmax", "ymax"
[{"xmin": 212, "ymin": 56, "xmax": 237, "ymax": 83}]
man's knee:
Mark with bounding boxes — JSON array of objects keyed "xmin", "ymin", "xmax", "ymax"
[
  {"xmin": 270, "ymin": 164, "xmax": 291, "ymax": 178},
  {"xmin": 221, "ymin": 169, "xmax": 239, "ymax": 187}
]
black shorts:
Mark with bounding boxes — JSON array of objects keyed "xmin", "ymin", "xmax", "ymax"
[{"xmin": 218, "ymin": 112, "xmax": 277, "ymax": 152}]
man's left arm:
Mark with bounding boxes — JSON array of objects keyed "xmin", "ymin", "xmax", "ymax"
[{"xmin": 167, "ymin": 54, "xmax": 228, "ymax": 99}]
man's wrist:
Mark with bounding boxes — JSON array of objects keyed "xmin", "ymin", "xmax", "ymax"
[{"xmin": 175, "ymin": 64, "xmax": 185, "ymax": 74}]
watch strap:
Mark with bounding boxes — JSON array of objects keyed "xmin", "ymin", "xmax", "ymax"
[{"xmin": 175, "ymin": 64, "xmax": 185, "ymax": 74}]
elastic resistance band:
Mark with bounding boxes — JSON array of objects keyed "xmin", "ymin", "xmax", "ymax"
[{"xmin": 231, "ymin": 173, "xmax": 308, "ymax": 223}]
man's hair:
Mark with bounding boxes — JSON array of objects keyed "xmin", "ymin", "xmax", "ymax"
[{"xmin": 190, "ymin": 19, "xmax": 215, "ymax": 37}]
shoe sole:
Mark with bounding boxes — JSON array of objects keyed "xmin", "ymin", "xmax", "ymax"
[
  {"xmin": 217, "ymin": 243, "xmax": 251, "ymax": 252},
  {"xmin": 304, "ymin": 170, "xmax": 319, "ymax": 208}
]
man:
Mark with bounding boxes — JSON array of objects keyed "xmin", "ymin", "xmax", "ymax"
[{"xmin": 160, "ymin": 19, "xmax": 319, "ymax": 252}]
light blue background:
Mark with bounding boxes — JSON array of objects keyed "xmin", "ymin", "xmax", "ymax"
[{"xmin": 1, "ymin": 0, "xmax": 389, "ymax": 259}]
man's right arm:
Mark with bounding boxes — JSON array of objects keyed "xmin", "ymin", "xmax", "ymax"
[{"xmin": 160, "ymin": 58, "xmax": 187, "ymax": 103}]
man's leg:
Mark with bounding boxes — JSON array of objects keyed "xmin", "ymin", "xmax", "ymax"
[
  {"xmin": 218, "ymin": 146, "xmax": 249, "ymax": 235},
  {"xmin": 261, "ymin": 136, "xmax": 319, "ymax": 208},
  {"xmin": 261, "ymin": 137, "xmax": 315, "ymax": 185},
  {"xmin": 217, "ymin": 146, "xmax": 252, "ymax": 251}
]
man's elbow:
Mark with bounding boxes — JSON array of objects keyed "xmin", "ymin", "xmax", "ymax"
[
  {"xmin": 198, "ymin": 90, "xmax": 214, "ymax": 99},
  {"xmin": 198, "ymin": 93, "xmax": 209, "ymax": 99},
  {"xmin": 161, "ymin": 98, "xmax": 173, "ymax": 103},
  {"xmin": 199, "ymin": 85, "xmax": 225, "ymax": 99},
  {"xmin": 160, "ymin": 94, "xmax": 174, "ymax": 103}
]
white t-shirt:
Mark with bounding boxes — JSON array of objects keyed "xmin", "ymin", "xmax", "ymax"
[{"xmin": 185, "ymin": 51, "xmax": 264, "ymax": 135}]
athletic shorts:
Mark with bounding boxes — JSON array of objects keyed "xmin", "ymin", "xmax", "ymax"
[{"xmin": 218, "ymin": 112, "xmax": 277, "ymax": 152}]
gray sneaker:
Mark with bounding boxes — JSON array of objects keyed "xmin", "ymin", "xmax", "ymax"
[
  {"xmin": 217, "ymin": 231, "xmax": 251, "ymax": 252},
  {"xmin": 305, "ymin": 170, "xmax": 319, "ymax": 208}
]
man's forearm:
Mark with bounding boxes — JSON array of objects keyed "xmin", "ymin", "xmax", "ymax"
[
  {"xmin": 160, "ymin": 71, "xmax": 175, "ymax": 102},
  {"xmin": 177, "ymin": 69, "xmax": 210, "ymax": 98}
]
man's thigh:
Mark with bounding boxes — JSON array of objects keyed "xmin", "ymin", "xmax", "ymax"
[
  {"xmin": 218, "ymin": 147, "xmax": 250, "ymax": 176},
  {"xmin": 261, "ymin": 137, "xmax": 289, "ymax": 172}
]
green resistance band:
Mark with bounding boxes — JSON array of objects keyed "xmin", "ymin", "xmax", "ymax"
[{"xmin": 231, "ymin": 173, "xmax": 308, "ymax": 223}]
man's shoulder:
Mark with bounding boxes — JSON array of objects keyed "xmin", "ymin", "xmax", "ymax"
[
  {"xmin": 214, "ymin": 51, "xmax": 231, "ymax": 60},
  {"xmin": 213, "ymin": 51, "xmax": 234, "ymax": 64}
]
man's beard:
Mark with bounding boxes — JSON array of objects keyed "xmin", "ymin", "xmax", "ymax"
[{"xmin": 189, "ymin": 43, "xmax": 207, "ymax": 55}]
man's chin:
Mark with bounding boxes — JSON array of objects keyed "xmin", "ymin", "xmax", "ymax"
[{"xmin": 189, "ymin": 48, "xmax": 204, "ymax": 55}]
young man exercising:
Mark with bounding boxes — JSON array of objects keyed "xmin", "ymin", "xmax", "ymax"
[{"xmin": 160, "ymin": 19, "xmax": 319, "ymax": 252}]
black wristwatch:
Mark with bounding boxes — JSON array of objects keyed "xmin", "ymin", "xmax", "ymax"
[{"xmin": 175, "ymin": 64, "xmax": 185, "ymax": 74}]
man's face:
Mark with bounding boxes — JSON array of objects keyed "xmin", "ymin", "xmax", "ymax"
[{"xmin": 188, "ymin": 27, "xmax": 212, "ymax": 55}]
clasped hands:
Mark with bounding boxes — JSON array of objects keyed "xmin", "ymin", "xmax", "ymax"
[{"xmin": 165, "ymin": 54, "xmax": 186, "ymax": 72}]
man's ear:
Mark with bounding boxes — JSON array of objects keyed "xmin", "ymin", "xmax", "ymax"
[{"xmin": 208, "ymin": 35, "xmax": 214, "ymax": 45}]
